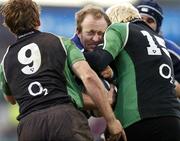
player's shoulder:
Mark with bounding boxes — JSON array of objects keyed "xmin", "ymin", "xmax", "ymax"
[
  {"xmin": 42, "ymin": 32, "xmax": 75, "ymax": 48},
  {"xmin": 165, "ymin": 39, "xmax": 180, "ymax": 61},
  {"xmin": 109, "ymin": 22, "xmax": 128, "ymax": 29},
  {"xmin": 164, "ymin": 39, "xmax": 180, "ymax": 53},
  {"xmin": 41, "ymin": 31, "xmax": 60, "ymax": 41},
  {"xmin": 165, "ymin": 39, "xmax": 180, "ymax": 55},
  {"xmin": 107, "ymin": 22, "xmax": 129, "ymax": 37}
]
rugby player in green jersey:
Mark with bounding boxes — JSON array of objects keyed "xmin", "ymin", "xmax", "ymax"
[{"xmin": 84, "ymin": 2, "xmax": 180, "ymax": 141}]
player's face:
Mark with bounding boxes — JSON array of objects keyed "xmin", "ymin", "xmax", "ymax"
[
  {"xmin": 141, "ymin": 15, "xmax": 157, "ymax": 31},
  {"xmin": 77, "ymin": 14, "xmax": 108, "ymax": 52}
]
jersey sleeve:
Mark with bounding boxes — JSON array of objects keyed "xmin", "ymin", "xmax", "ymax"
[
  {"xmin": 59, "ymin": 37, "xmax": 84, "ymax": 108},
  {"xmin": 60, "ymin": 37, "xmax": 85, "ymax": 67},
  {"xmin": 0, "ymin": 64, "xmax": 12, "ymax": 96},
  {"xmin": 103, "ymin": 23, "xmax": 129, "ymax": 59}
]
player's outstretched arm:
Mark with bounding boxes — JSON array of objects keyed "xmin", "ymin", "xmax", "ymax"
[{"xmin": 72, "ymin": 60, "xmax": 126, "ymax": 141}]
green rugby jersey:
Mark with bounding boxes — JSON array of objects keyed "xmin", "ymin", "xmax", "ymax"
[
  {"xmin": 61, "ymin": 37, "xmax": 84, "ymax": 108},
  {"xmin": 101, "ymin": 21, "xmax": 180, "ymax": 128}
]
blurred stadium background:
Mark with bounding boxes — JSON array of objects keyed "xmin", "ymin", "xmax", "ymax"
[{"xmin": 0, "ymin": 0, "xmax": 180, "ymax": 140}]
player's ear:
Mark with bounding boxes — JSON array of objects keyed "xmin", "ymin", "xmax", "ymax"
[
  {"xmin": 76, "ymin": 27, "xmax": 79, "ymax": 34},
  {"xmin": 76, "ymin": 27, "xmax": 82, "ymax": 35},
  {"xmin": 76, "ymin": 28, "xmax": 81, "ymax": 38},
  {"xmin": 35, "ymin": 20, "xmax": 40, "ymax": 30},
  {"xmin": 37, "ymin": 19, "xmax": 41, "ymax": 26}
]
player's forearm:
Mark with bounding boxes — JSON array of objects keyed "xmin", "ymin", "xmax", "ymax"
[
  {"xmin": 83, "ymin": 85, "xmax": 116, "ymax": 109},
  {"xmin": 83, "ymin": 71, "xmax": 117, "ymax": 124},
  {"xmin": 72, "ymin": 61, "xmax": 116, "ymax": 122},
  {"xmin": 72, "ymin": 61, "xmax": 122, "ymax": 136},
  {"xmin": 82, "ymin": 93, "xmax": 97, "ymax": 109}
]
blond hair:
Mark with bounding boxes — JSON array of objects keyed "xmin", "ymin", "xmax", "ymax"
[{"xmin": 106, "ymin": 2, "xmax": 141, "ymax": 23}]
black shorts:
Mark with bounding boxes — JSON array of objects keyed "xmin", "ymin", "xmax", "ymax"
[
  {"xmin": 17, "ymin": 103, "xmax": 93, "ymax": 141},
  {"xmin": 123, "ymin": 116, "xmax": 180, "ymax": 141}
]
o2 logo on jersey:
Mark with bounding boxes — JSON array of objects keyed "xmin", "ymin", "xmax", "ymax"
[
  {"xmin": 159, "ymin": 64, "xmax": 173, "ymax": 84},
  {"xmin": 141, "ymin": 30, "xmax": 174, "ymax": 84},
  {"xmin": 18, "ymin": 43, "xmax": 41, "ymax": 75},
  {"xmin": 28, "ymin": 81, "xmax": 48, "ymax": 96}
]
